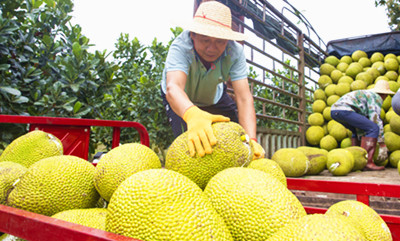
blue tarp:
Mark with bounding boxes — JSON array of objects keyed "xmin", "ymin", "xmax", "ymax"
[{"xmin": 326, "ymin": 31, "xmax": 400, "ymax": 58}]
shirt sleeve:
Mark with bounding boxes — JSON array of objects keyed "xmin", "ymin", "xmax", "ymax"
[
  {"xmin": 229, "ymin": 42, "xmax": 248, "ymax": 81},
  {"xmin": 164, "ymin": 33, "xmax": 192, "ymax": 75}
]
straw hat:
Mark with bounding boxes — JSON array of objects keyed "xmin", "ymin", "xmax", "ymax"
[
  {"xmin": 185, "ymin": 1, "xmax": 247, "ymax": 41},
  {"xmin": 370, "ymin": 79, "xmax": 395, "ymax": 95}
]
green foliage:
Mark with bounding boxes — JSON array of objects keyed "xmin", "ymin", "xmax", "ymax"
[
  {"xmin": 0, "ymin": 0, "xmax": 178, "ymax": 159},
  {"xmin": 375, "ymin": 0, "xmax": 400, "ymax": 31},
  {"xmin": 252, "ymin": 60, "xmax": 307, "ymax": 131}
]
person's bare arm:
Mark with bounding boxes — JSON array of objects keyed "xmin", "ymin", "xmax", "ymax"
[
  {"xmin": 231, "ymin": 78, "xmax": 256, "ymax": 139},
  {"xmin": 165, "ymin": 70, "xmax": 193, "ymax": 117}
]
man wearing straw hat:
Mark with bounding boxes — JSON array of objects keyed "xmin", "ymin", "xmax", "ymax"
[
  {"xmin": 330, "ymin": 79, "xmax": 395, "ymax": 171},
  {"xmin": 161, "ymin": 1, "xmax": 264, "ymax": 159}
]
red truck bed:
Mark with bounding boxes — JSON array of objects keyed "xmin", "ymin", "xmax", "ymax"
[{"xmin": 1, "ymin": 115, "xmax": 400, "ymax": 240}]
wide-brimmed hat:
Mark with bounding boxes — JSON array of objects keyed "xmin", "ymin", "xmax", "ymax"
[
  {"xmin": 370, "ymin": 79, "xmax": 395, "ymax": 95},
  {"xmin": 184, "ymin": 1, "xmax": 247, "ymax": 41}
]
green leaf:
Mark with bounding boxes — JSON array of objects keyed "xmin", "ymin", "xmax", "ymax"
[
  {"xmin": 0, "ymin": 64, "xmax": 10, "ymax": 71},
  {"xmin": 0, "ymin": 87, "xmax": 21, "ymax": 96},
  {"xmin": 12, "ymin": 96, "xmax": 29, "ymax": 103},
  {"xmin": 73, "ymin": 101, "xmax": 82, "ymax": 113}
]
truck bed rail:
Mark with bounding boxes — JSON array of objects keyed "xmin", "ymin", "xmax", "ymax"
[{"xmin": 287, "ymin": 178, "xmax": 400, "ymax": 240}]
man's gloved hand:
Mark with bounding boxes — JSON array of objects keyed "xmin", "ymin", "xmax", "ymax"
[
  {"xmin": 377, "ymin": 142, "xmax": 389, "ymax": 163},
  {"xmin": 183, "ymin": 106, "xmax": 230, "ymax": 157},
  {"xmin": 250, "ymin": 138, "xmax": 265, "ymax": 160}
]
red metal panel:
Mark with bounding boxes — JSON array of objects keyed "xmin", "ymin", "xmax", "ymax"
[
  {"xmin": 29, "ymin": 124, "xmax": 91, "ymax": 160},
  {"xmin": 0, "ymin": 204, "xmax": 140, "ymax": 241},
  {"xmin": 288, "ymin": 178, "xmax": 400, "ymax": 241},
  {"xmin": 287, "ymin": 178, "xmax": 400, "ymax": 198},
  {"xmin": 0, "ymin": 114, "xmax": 150, "ymax": 149}
]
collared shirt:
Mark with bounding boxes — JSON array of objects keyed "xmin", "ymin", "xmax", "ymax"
[
  {"xmin": 161, "ymin": 30, "xmax": 248, "ymax": 106},
  {"xmin": 331, "ymin": 90, "xmax": 384, "ymax": 141}
]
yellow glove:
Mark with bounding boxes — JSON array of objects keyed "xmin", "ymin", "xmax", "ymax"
[
  {"xmin": 251, "ymin": 138, "xmax": 265, "ymax": 160},
  {"xmin": 183, "ymin": 106, "xmax": 230, "ymax": 157}
]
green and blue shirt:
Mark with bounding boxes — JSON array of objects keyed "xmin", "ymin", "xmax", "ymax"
[{"xmin": 161, "ymin": 30, "xmax": 248, "ymax": 106}]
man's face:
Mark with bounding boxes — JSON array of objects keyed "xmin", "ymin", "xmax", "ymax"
[{"xmin": 190, "ymin": 32, "xmax": 228, "ymax": 63}]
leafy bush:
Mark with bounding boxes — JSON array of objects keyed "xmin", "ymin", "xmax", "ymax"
[{"xmin": 0, "ymin": 0, "xmax": 177, "ymax": 160}]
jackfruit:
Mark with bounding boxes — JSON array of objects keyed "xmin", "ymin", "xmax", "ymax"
[
  {"xmin": 341, "ymin": 55, "xmax": 353, "ymax": 64},
  {"xmin": 297, "ymin": 146, "xmax": 327, "ymax": 175},
  {"xmin": 94, "ymin": 143, "xmax": 161, "ymax": 201},
  {"xmin": 352, "ymin": 50, "xmax": 368, "ymax": 62},
  {"xmin": 345, "ymin": 146, "xmax": 368, "ymax": 171},
  {"xmin": 311, "ymin": 99, "xmax": 326, "ymax": 113},
  {"xmin": 338, "ymin": 75, "xmax": 354, "ymax": 85},
  {"xmin": 336, "ymin": 62, "xmax": 349, "ymax": 73},
  {"xmin": 341, "ymin": 137, "xmax": 352, "ymax": 148},
  {"xmin": 329, "ymin": 122, "xmax": 348, "ymax": 142},
  {"xmin": 0, "ymin": 161, "xmax": 27, "ymax": 205},
  {"xmin": 313, "ymin": 88, "xmax": 326, "ymax": 101},
  {"xmin": 326, "ymin": 200, "xmax": 392, "ymax": 241},
  {"xmin": 51, "ymin": 208, "xmax": 107, "ymax": 231},
  {"xmin": 107, "ymin": 168, "xmax": 232, "ymax": 241},
  {"xmin": 324, "ymin": 84, "xmax": 337, "ymax": 96},
  {"xmin": 370, "ymin": 52, "xmax": 384, "ymax": 63},
  {"xmin": 323, "ymin": 106, "xmax": 332, "ymax": 121},
  {"xmin": 267, "ymin": 214, "xmax": 366, "ymax": 241},
  {"xmin": 0, "ymin": 130, "xmax": 63, "ymax": 167},
  {"xmin": 346, "ymin": 62, "xmax": 363, "ymax": 78},
  {"xmin": 7, "ymin": 155, "xmax": 99, "ymax": 216},
  {"xmin": 307, "ymin": 113, "xmax": 324, "ymax": 126},
  {"xmin": 305, "ymin": 126, "xmax": 324, "ymax": 146},
  {"xmin": 320, "ymin": 63, "xmax": 335, "ymax": 76},
  {"xmin": 384, "ymin": 132, "xmax": 400, "ymax": 152},
  {"xmin": 324, "ymin": 55, "xmax": 340, "ymax": 67},
  {"xmin": 271, "ymin": 148, "xmax": 310, "ymax": 177},
  {"xmin": 326, "ymin": 95, "xmax": 340, "ymax": 106},
  {"xmin": 204, "ymin": 167, "xmax": 306, "ymax": 240},
  {"xmin": 247, "ymin": 158, "xmax": 287, "ymax": 187},
  {"xmin": 318, "ymin": 75, "xmax": 332, "ymax": 89},
  {"xmin": 320, "ymin": 135, "xmax": 338, "ymax": 151},
  {"xmin": 326, "ymin": 148, "xmax": 354, "ymax": 176},
  {"xmin": 335, "ymin": 82, "xmax": 351, "ymax": 96},
  {"xmin": 356, "ymin": 72, "xmax": 373, "ymax": 86},
  {"xmin": 165, "ymin": 122, "xmax": 253, "ymax": 189},
  {"xmin": 389, "ymin": 150, "xmax": 400, "ymax": 168},
  {"xmin": 390, "ymin": 113, "xmax": 400, "ymax": 135}
]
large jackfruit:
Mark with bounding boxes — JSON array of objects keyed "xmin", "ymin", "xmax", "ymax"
[
  {"xmin": 51, "ymin": 208, "xmax": 107, "ymax": 231},
  {"xmin": 204, "ymin": 167, "xmax": 306, "ymax": 240},
  {"xmin": 271, "ymin": 148, "xmax": 310, "ymax": 177},
  {"xmin": 7, "ymin": 155, "xmax": 99, "ymax": 216},
  {"xmin": 0, "ymin": 130, "xmax": 63, "ymax": 167},
  {"xmin": 165, "ymin": 122, "xmax": 253, "ymax": 189},
  {"xmin": 297, "ymin": 146, "xmax": 327, "ymax": 175},
  {"xmin": 325, "ymin": 200, "xmax": 392, "ymax": 241},
  {"xmin": 0, "ymin": 161, "xmax": 27, "ymax": 205},
  {"xmin": 94, "ymin": 143, "xmax": 161, "ymax": 201},
  {"xmin": 267, "ymin": 214, "xmax": 366, "ymax": 240},
  {"xmin": 106, "ymin": 168, "xmax": 232, "ymax": 241}
]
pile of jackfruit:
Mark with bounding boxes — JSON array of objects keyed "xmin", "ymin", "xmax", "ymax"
[
  {"xmin": 306, "ymin": 50, "xmax": 400, "ymax": 171},
  {"xmin": 0, "ymin": 123, "xmax": 393, "ymax": 240}
]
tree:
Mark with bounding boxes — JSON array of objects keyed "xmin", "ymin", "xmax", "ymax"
[
  {"xmin": 375, "ymin": 0, "xmax": 400, "ymax": 31},
  {"xmin": 0, "ymin": 0, "xmax": 177, "ymax": 160}
]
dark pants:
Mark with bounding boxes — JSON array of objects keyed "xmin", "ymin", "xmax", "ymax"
[
  {"xmin": 161, "ymin": 84, "xmax": 238, "ymax": 138},
  {"xmin": 331, "ymin": 110, "xmax": 379, "ymax": 139}
]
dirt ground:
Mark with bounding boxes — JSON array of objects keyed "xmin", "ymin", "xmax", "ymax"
[{"xmin": 298, "ymin": 167, "xmax": 400, "ymax": 185}]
